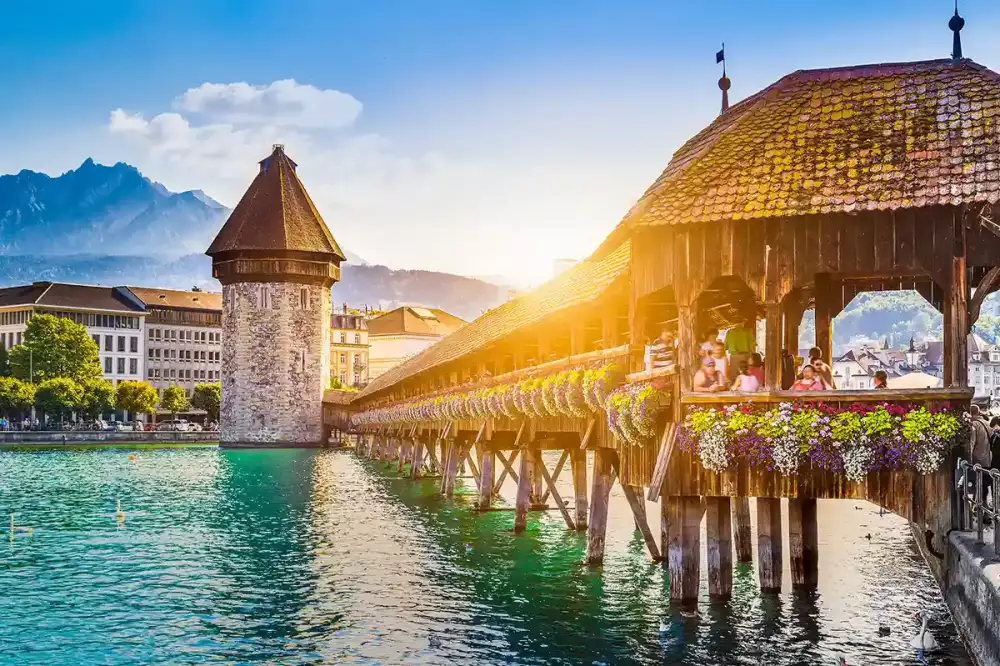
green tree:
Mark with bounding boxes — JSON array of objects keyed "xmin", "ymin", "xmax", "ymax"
[
  {"xmin": 35, "ymin": 377, "xmax": 83, "ymax": 424},
  {"xmin": 78, "ymin": 378, "xmax": 116, "ymax": 419},
  {"xmin": 160, "ymin": 385, "xmax": 189, "ymax": 419},
  {"xmin": 191, "ymin": 383, "xmax": 221, "ymax": 421},
  {"xmin": 0, "ymin": 344, "xmax": 10, "ymax": 377},
  {"xmin": 9, "ymin": 314, "xmax": 101, "ymax": 382},
  {"xmin": 115, "ymin": 380, "xmax": 159, "ymax": 417},
  {"xmin": 0, "ymin": 377, "xmax": 35, "ymax": 418}
]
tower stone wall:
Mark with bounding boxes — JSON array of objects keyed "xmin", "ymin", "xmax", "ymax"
[{"xmin": 220, "ymin": 281, "xmax": 331, "ymax": 446}]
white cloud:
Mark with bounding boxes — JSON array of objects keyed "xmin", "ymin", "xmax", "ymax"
[{"xmin": 174, "ymin": 80, "xmax": 362, "ymax": 129}]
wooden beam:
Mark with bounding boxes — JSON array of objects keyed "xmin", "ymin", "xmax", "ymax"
[
  {"xmin": 757, "ymin": 497, "xmax": 783, "ymax": 593},
  {"xmin": 732, "ymin": 496, "xmax": 753, "ymax": 563},
  {"xmin": 494, "ymin": 450, "xmax": 520, "ymax": 492},
  {"xmin": 705, "ymin": 497, "xmax": 733, "ymax": 598},
  {"xmin": 571, "ymin": 449, "xmax": 588, "ymax": 530},
  {"xmin": 622, "ymin": 484, "xmax": 662, "ymax": 561},
  {"xmin": 409, "ymin": 438, "xmax": 425, "ymax": 480},
  {"xmin": 814, "ymin": 273, "xmax": 833, "ymax": 364},
  {"xmin": 646, "ymin": 423, "xmax": 677, "ymax": 501},
  {"xmin": 538, "ymin": 451, "xmax": 576, "ymax": 530},
  {"xmin": 667, "ymin": 496, "xmax": 704, "ymax": 601},
  {"xmin": 441, "ymin": 440, "xmax": 461, "ymax": 496},
  {"xmin": 578, "ymin": 418, "xmax": 596, "ymax": 450},
  {"xmin": 586, "ymin": 448, "xmax": 617, "ymax": 565},
  {"xmin": 426, "ymin": 440, "xmax": 441, "ymax": 473},
  {"xmin": 676, "ymin": 304, "xmax": 694, "ymax": 393},
  {"xmin": 530, "ymin": 447, "xmax": 544, "ymax": 505},
  {"xmin": 970, "ymin": 265, "xmax": 1000, "ymax": 326},
  {"xmin": 764, "ymin": 303, "xmax": 782, "ymax": 390},
  {"xmin": 477, "ymin": 445, "xmax": 494, "ymax": 509},
  {"xmin": 514, "ymin": 448, "xmax": 533, "ymax": 533},
  {"xmin": 539, "ymin": 449, "xmax": 569, "ymax": 504},
  {"xmin": 788, "ymin": 498, "xmax": 819, "ymax": 588}
]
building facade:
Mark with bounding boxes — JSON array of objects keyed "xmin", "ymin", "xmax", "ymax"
[
  {"xmin": 128, "ymin": 287, "xmax": 222, "ymax": 407},
  {"xmin": 367, "ymin": 306, "xmax": 466, "ymax": 379},
  {"xmin": 331, "ymin": 308, "xmax": 369, "ymax": 388},
  {"xmin": 207, "ymin": 145, "xmax": 345, "ymax": 447},
  {"xmin": 0, "ymin": 282, "xmax": 146, "ymax": 385}
]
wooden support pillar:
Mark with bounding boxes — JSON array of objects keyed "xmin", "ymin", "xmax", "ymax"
[
  {"xmin": 764, "ymin": 303, "xmax": 782, "ymax": 390},
  {"xmin": 530, "ymin": 447, "xmax": 544, "ymax": 506},
  {"xmin": 705, "ymin": 496, "xmax": 733, "ymax": 598},
  {"xmin": 396, "ymin": 439, "xmax": 410, "ymax": 473},
  {"xmin": 676, "ymin": 304, "xmax": 694, "ymax": 393},
  {"xmin": 410, "ymin": 438, "xmax": 425, "ymax": 479},
  {"xmin": 622, "ymin": 485, "xmax": 661, "ymax": 561},
  {"xmin": 667, "ymin": 496, "xmax": 704, "ymax": 601},
  {"xmin": 945, "ymin": 238, "xmax": 969, "ymax": 388},
  {"xmin": 586, "ymin": 449, "xmax": 616, "ymax": 564},
  {"xmin": 814, "ymin": 273, "xmax": 833, "ymax": 363},
  {"xmin": 478, "ymin": 446, "xmax": 494, "ymax": 509},
  {"xmin": 571, "ymin": 449, "xmax": 588, "ymax": 530},
  {"xmin": 756, "ymin": 497, "xmax": 783, "ymax": 593},
  {"xmin": 732, "ymin": 496, "xmax": 753, "ymax": 563},
  {"xmin": 514, "ymin": 447, "xmax": 533, "ymax": 533},
  {"xmin": 788, "ymin": 498, "xmax": 818, "ymax": 588},
  {"xmin": 441, "ymin": 440, "xmax": 461, "ymax": 495}
]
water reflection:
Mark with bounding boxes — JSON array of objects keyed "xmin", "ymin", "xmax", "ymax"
[{"xmin": 0, "ymin": 447, "xmax": 974, "ymax": 665}]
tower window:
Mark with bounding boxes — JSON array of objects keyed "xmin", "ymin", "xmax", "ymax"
[
  {"xmin": 300, "ymin": 288, "xmax": 309, "ymax": 309},
  {"xmin": 259, "ymin": 286, "xmax": 270, "ymax": 309}
]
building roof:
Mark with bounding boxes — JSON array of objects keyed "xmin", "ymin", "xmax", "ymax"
[
  {"xmin": 0, "ymin": 282, "xmax": 145, "ymax": 312},
  {"xmin": 366, "ymin": 306, "xmax": 466, "ymax": 338},
  {"xmin": 128, "ymin": 286, "xmax": 221, "ymax": 311},
  {"xmin": 887, "ymin": 371, "xmax": 943, "ymax": 389},
  {"xmin": 206, "ymin": 145, "xmax": 345, "ymax": 260},
  {"xmin": 622, "ymin": 59, "xmax": 1000, "ymax": 229},
  {"xmin": 358, "ymin": 241, "xmax": 631, "ymax": 398}
]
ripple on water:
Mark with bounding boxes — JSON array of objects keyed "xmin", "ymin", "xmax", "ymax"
[{"xmin": 0, "ymin": 447, "xmax": 973, "ymax": 665}]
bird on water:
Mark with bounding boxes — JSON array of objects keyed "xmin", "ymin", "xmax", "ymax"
[{"xmin": 911, "ymin": 610, "xmax": 939, "ymax": 655}]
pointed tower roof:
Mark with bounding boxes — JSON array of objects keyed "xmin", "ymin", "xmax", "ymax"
[{"xmin": 207, "ymin": 145, "xmax": 345, "ymax": 260}]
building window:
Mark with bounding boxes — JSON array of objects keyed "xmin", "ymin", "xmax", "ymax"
[
  {"xmin": 105, "ymin": 335, "xmax": 113, "ymax": 352},
  {"xmin": 15, "ymin": 332, "xmax": 21, "ymax": 346},
  {"xmin": 117, "ymin": 358, "xmax": 125, "ymax": 374},
  {"xmin": 260, "ymin": 286, "xmax": 270, "ymax": 309},
  {"xmin": 354, "ymin": 333, "xmax": 361, "ymax": 345},
  {"xmin": 340, "ymin": 353, "xmax": 346, "ymax": 364},
  {"xmin": 129, "ymin": 358, "xmax": 137, "ymax": 375},
  {"xmin": 340, "ymin": 373, "xmax": 346, "ymax": 384},
  {"xmin": 117, "ymin": 336, "xmax": 125, "ymax": 352},
  {"xmin": 130, "ymin": 336, "xmax": 138, "ymax": 353},
  {"xmin": 93, "ymin": 335, "xmax": 100, "ymax": 347},
  {"xmin": 147, "ymin": 368, "xmax": 154, "ymax": 379},
  {"xmin": 300, "ymin": 349, "xmax": 306, "ymax": 373},
  {"xmin": 148, "ymin": 349, "xmax": 154, "ymax": 359},
  {"xmin": 340, "ymin": 333, "xmax": 346, "ymax": 344},
  {"xmin": 300, "ymin": 288, "xmax": 309, "ymax": 309},
  {"xmin": 169, "ymin": 369, "xmax": 176, "ymax": 379},
  {"xmin": 104, "ymin": 357, "xmax": 113, "ymax": 374}
]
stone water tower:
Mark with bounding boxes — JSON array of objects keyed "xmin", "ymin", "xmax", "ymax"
[{"xmin": 207, "ymin": 145, "xmax": 344, "ymax": 447}]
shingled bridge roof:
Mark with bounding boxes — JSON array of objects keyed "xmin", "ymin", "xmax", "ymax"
[
  {"xmin": 622, "ymin": 58, "xmax": 1000, "ymax": 229},
  {"xmin": 357, "ymin": 241, "xmax": 631, "ymax": 399}
]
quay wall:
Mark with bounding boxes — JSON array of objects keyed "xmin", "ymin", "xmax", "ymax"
[
  {"xmin": 0, "ymin": 431, "xmax": 218, "ymax": 444},
  {"xmin": 944, "ymin": 530, "xmax": 1000, "ymax": 666}
]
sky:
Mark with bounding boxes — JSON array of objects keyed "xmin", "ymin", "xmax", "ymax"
[{"xmin": 2, "ymin": 1, "xmax": 999, "ymax": 287}]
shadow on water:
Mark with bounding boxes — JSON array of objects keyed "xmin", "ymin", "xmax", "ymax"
[{"xmin": 0, "ymin": 447, "xmax": 975, "ymax": 665}]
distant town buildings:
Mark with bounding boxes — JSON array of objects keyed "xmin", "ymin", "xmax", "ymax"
[
  {"xmin": 367, "ymin": 306, "xmax": 466, "ymax": 380},
  {"xmin": 331, "ymin": 304, "xmax": 370, "ymax": 388},
  {"xmin": 128, "ymin": 287, "xmax": 222, "ymax": 407},
  {"xmin": 0, "ymin": 282, "xmax": 146, "ymax": 385}
]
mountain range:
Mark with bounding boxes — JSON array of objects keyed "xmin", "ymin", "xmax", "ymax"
[{"xmin": 0, "ymin": 160, "xmax": 509, "ymax": 320}]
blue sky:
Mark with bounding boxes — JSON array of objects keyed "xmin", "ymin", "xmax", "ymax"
[{"xmin": 2, "ymin": 1, "xmax": 999, "ymax": 285}]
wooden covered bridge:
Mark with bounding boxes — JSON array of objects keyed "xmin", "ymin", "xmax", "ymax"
[{"xmin": 347, "ymin": 54, "xmax": 1000, "ymax": 601}]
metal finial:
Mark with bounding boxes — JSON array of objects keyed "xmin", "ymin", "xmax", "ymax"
[
  {"xmin": 272, "ymin": 143, "xmax": 285, "ymax": 153},
  {"xmin": 716, "ymin": 43, "xmax": 730, "ymax": 113},
  {"xmin": 950, "ymin": 2, "xmax": 965, "ymax": 60}
]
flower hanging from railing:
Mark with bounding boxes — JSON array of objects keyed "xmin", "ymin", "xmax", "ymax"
[{"xmin": 677, "ymin": 401, "xmax": 967, "ymax": 482}]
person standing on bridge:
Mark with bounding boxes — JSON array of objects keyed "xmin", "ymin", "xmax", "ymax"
[{"xmin": 969, "ymin": 406, "xmax": 992, "ymax": 520}]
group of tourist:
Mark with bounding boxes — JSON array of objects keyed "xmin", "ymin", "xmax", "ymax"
[{"xmin": 648, "ymin": 319, "xmax": 889, "ymax": 393}]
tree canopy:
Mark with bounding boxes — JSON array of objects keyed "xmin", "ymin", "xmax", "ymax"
[
  {"xmin": 0, "ymin": 377, "xmax": 35, "ymax": 415},
  {"xmin": 160, "ymin": 385, "xmax": 189, "ymax": 417},
  {"xmin": 78, "ymin": 378, "xmax": 116, "ymax": 419},
  {"xmin": 35, "ymin": 377, "xmax": 84, "ymax": 420},
  {"xmin": 191, "ymin": 383, "xmax": 220, "ymax": 421},
  {"xmin": 115, "ymin": 380, "xmax": 159, "ymax": 416},
  {"xmin": 9, "ymin": 314, "xmax": 101, "ymax": 382}
]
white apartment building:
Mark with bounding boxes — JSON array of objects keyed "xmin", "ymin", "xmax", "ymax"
[
  {"xmin": 331, "ymin": 309, "xmax": 369, "ymax": 388},
  {"xmin": 0, "ymin": 282, "xmax": 146, "ymax": 384},
  {"xmin": 128, "ymin": 287, "xmax": 222, "ymax": 406},
  {"xmin": 367, "ymin": 306, "xmax": 466, "ymax": 379}
]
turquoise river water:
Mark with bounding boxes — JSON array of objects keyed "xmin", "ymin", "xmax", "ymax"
[{"xmin": 0, "ymin": 447, "xmax": 974, "ymax": 665}]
